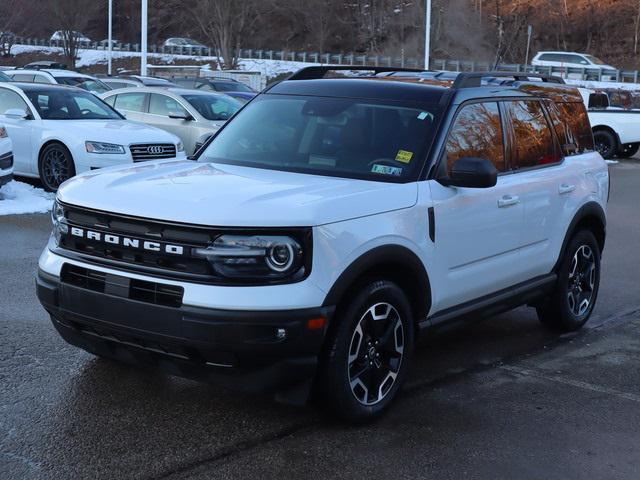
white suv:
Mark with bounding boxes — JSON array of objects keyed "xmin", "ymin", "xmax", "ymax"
[
  {"xmin": 36, "ymin": 69, "xmax": 609, "ymax": 422},
  {"xmin": 532, "ymin": 51, "xmax": 617, "ymax": 80}
]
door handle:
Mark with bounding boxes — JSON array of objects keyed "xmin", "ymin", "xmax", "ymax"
[
  {"xmin": 559, "ymin": 183, "xmax": 576, "ymax": 195},
  {"xmin": 498, "ymin": 195, "xmax": 520, "ymax": 208}
]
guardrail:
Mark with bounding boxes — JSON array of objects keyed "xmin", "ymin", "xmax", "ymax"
[{"xmin": 8, "ymin": 37, "xmax": 640, "ymax": 83}]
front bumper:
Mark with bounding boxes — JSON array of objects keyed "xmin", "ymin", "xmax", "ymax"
[
  {"xmin": 36, "ymin": 267, "xmax": 334, "ymax": 400},
  {"xmin": 0, "ymin": 170, "xmax": 12, "ymax": 187}
]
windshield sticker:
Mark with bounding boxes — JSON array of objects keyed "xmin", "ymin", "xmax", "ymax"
[
  {"xmin": 395, "ymin": 150, "xmax": 413, "ymax": 163},
  {"xmin": 417, "ymin": 111, "xmax": 429, "ymax": 120},
  {"xmin": 371, "ymin": 164, "xmax": 403, "ymax": 176}
]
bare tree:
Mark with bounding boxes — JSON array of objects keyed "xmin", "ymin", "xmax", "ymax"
[
  {"xmin": 181, "ymin": 0, "xmax": 260, "ymax": 69},
  {"xmin": 46, "ymin": 0, "xmax": 101, "ymax": 68},
  {"xmin": 0, "ymin": 0, "xmax": 25, "ymax": 56}
]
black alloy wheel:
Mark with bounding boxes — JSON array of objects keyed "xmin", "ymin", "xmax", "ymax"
[{"xmin": 39, "ymin": 143, "xmax": 75, "ymax": 192}]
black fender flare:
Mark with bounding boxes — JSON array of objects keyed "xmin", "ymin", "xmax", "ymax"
[
  {"xmin": 553, "ymin": 201, "xmax": 606, "ymax": 272},
  {"xmin": 322, "ymin": 244, "xmax": 432, "ymax": 320}
]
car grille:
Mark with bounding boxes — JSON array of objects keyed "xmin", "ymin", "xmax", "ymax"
[
  {"xmin": 0, "ymin": 152, "xmax": 13, "ymax": 170},
  {"xmin": 130, "ymin": 143, "xmax": 177, "ymax": 162},
  {"xmin": 61, "ymin": 264, "xmax": 184, "ymax": 308}
]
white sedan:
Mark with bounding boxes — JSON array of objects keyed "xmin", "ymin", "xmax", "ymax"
[
  {"xmin": 0, "ymin": 82, "xmax": 186, "ymax": 191},
  {"xmin": 0, "ymin": 123, "xmax": 12, "ymax": 187}
]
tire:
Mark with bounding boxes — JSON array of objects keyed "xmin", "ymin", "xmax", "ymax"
[
  {"xmin": 318, "ymin": 279, "xmax": 415, "ymax": 422},
  {"xmin": 617, "ymin": 142, "xmax": 639, "ymax": 159},
  {"xmin": 38, "ymin": 143, "xmax": 76, "ymax": 192},
  {"xmin": 537, "ymin": 230, "xmax": 601, "ymax": 332},
  {"xmin": 593, "ymin": 130, "xmax": 618, "ymax": 159}
]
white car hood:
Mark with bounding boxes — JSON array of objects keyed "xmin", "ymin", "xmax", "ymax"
[
  {"xmin": 42, "ymin": 119, "xmax": 178, "ymax": 144},
  {"xmin": 58, "ymin": 160, "xmax": 418, "ymax": 227}
]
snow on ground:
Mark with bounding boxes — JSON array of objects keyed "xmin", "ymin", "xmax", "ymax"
[
  {"xmin": 9, "ymin": 44, "xmax": 317, "ymax": 79},
  {"xmin": 0, "ymin": 181, "xmax": 54, "ymax": 216},
  {"xmin": 566, "ymin": 79, "xmax": 640, "ymax": 91}
]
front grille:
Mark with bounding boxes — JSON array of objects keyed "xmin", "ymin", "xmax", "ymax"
[
  {"xmin": 61, "ymin": 264, "xmax": 184, "ymax": 308},
  {"xmin": 130, "ymin": 143, "xmax": 177, "ymax": 162},
  {"xmin": 0, "ymin": 152, "xmax": 13, "ymax": 170}
]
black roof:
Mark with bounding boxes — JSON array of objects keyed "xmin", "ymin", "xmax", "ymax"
[{"xmin": 266, "ymin": 68, "xmax": 583, "ymax": 104}]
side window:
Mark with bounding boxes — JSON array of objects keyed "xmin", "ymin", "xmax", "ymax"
[
  {"xmin": 0, "ymin": 89, "xmax": 30, "ymax": 115},
  {"xmin": 10, "ymin": 73, "xmax": 35, "ymax": 82},
  {"xmin": 148, "ymin": 93, "xmax": 188, "ymax": 116},
  {"xmin": 547, "ymin": 101, "xmax": 595, "ymax": 155},
  {"xmin": 33, "ymin": 74, "xmax": 50, "ymax": 84},
  {"xmin": 505, "ymin": 100, "xmax": 560, "ymax": 169},
  {"xmin": 444, "ymin": 102, "xmax": 506, "ymax": 174},
  {"xmin": 103, "ymin": 95, "xmax": 116, "ymax": 107},
  {"xmin": 114, "ymin": 92, "xmax": 146, "ymax": 112}
]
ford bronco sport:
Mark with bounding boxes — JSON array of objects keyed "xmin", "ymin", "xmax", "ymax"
[{"xmin": 37, "ymin": 68, "xmax": 609, "ymax": 422}]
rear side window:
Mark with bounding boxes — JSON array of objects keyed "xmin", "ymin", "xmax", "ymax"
[
  {"xmin": 114, "ymin": 92, "xmax": 146, "ymax": 112},
  {"xmin": 103, "ymin": 95, "xmax": 116, "ymax": 107},
  {"xmin": 444, "ymin": 102, "xmax": 506, "ymax": 173},
  {"xmin": 10, "ymin": 73, "xmax": 35, "ymax": 82},
  {"xmin": 504, "ymin": 100, "xmax": 560, "ymax": 169},
  {"xmin": 547, "ymin": 101, "xmax": 595, "ymax": 155}
]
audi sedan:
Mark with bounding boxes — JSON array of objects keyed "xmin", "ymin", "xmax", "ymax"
[
  {"xmin": 0, "ymin": 83, "xmax": 185, "ymax": 191},
  {"xmin": 102, "ymin": 87, "xmax": 242, "ymax": 155}
]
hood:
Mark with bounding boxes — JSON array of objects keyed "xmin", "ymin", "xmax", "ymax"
[
  {"xmin": 58, "ymin": 161, "xmax": 418, "ymax": 227},
  {"xmin": 42, "ymin": 119, "xmax": 179, "ymax": 144}
]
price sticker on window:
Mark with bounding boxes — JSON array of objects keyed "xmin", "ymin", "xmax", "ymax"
[{"xmin": 395, "ymin": 150, "xmax": 413, "ymax": 163}]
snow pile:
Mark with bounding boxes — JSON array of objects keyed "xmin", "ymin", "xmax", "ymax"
[
  {"xmin": 0, "ymin": 181, "xmax": 54, "ymax": 216},
  {"xmin": 566, "ymin": 79, "xmax": 640, "ymax": 91}
]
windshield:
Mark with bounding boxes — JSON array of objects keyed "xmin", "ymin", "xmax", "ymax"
[
  {"xmin": 24, "ymin": 88, "xmax": 123, "ymax": 120},
  {"xmin": 183, "ymin": 93, "xmax": 241, "ymax": 121},
  {"xmin": 199, "ymin": 94, "xmax": 438, "ymax": 182},
  {"xmin": 584, "ymin": 55, "xmax": 607, "ymax": 66},
  {"xmin": 214, "ymin": 81, "xmax": 254, "ymax": 93},
  {"xmin": 55, "ymin": 76, "xmax": 112, "ymax": 94}
]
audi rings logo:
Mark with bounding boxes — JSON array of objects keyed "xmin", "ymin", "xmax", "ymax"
[{"xmin": 147, "ymin": 145, "xmax": 165, "ymax": 155}]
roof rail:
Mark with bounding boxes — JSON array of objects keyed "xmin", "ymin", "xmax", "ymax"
[
  {"xmin": 287, "ymin": 65, "xmax": 430, "ymax": 80},
  {"xmin": 452, "ymin": 72, "xmax": 565, "ymax": 88}
]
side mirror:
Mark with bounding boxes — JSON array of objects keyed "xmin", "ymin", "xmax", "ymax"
[
  {"xmin": 440, "ymin": 157, "xmax": 498, "ymax": 189},
  {"xmin": 4, "ymin": 108, "xmax": 30, "ymax": 120},
  {"xmin": 168, "ymin": 112, "xmax": 193, "ymax": 121}
]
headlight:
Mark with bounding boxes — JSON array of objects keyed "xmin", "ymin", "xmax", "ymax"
[
  {"xmin": 193, "ymin": 234, "xmax": 307, "ymax": 282},
  {"xmin": 177, "ymin": 141, "xmax": 184, "ymax": 152},
  {"xmin": 0, "ymin": 126, "xmax": 7, "ymax": 138},
  {"xmin": 50, "ymin": 199, "xmax": 68, "ymax": 245},
  {"xmin": 85, "ymin": 141, "xmax": 125, "ymax": 154}
]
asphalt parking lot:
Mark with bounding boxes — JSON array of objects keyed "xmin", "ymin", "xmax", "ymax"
[{"xmin": 1, "ymin": 161, "xmax": 640, "ymax": 480}]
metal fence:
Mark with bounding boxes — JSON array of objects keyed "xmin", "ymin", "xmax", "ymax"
[{"xmin": 9, "ymin": 37, "xmax": 640, "ymax": 83}]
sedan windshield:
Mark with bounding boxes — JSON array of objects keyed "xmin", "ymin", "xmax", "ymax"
[
  {"xmin": 199, "ymin": 94, "xmax": 438, "ymax": 182},
  {"xmin": 54, "ymin": 76, "xmax": 112, "ymax": 94},
  {"xmin": 214, "ymin": 82, "xmax": 254, "ymax": 93},
  {"xmin": 24, "ymin": 88, "xmax": 123, "ymax": 120},
  {"xmin": 183, "ymin": 93, "xmax": 241, "ymax": 121}
]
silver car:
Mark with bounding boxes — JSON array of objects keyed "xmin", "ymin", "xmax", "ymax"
[{"xmin": 101, "ymin": 87, "xmax": 242, "ymax": 155}]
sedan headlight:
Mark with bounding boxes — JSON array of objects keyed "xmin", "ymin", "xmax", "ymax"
[
  {"xmin": 50, "ymin": 199, "xmax": 68, "ymax": 245},
  {"xmin": 177, "ymin": 141, "xmax": 184, "ymax": 152},
  {"xmin": 193, "ymin": 234, "xmax": 308, "ymax": 282},
  {"xmin": 0, "ymin": 126, "xmax": 7, "ymax": 138},
  {"xmin": 85, "ymin": 141, "xmax": 126, "ymax": 154}
]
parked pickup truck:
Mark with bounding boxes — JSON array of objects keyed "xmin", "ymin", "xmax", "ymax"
[{"xmin": 580, "ymin": 88, "xmax": 640, "ymax": 159}]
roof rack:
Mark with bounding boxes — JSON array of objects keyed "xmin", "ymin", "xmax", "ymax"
[
  {"xmin": 451, "ymin": 72, "xmax": 565, "ymax": 88},
  {"xmin": 287, "ymin": 65, "xmax": 430, "ymax": 80}
]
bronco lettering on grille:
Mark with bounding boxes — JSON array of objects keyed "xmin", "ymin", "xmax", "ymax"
[{"xmin": 69, "ymin": 227, "xmax": 184, "ymax": 255}]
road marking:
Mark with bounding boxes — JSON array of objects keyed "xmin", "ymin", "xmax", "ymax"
[{"xmin": 500, "ymin": 365, "xmax": 640, "ymax": 403}]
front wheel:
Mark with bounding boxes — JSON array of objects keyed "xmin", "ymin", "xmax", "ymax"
[
  {"xmin": 39, "ymin": 143, "xmax": 76, "ymax": 192},
  {"xmin": 593, "ymin": 130, "xmax": 618, "ymax": 159},
  {"xmin": 318, "ymin": 280, "xmax": 414, "ymax": 422},
  {"xmin": 537, "ymin": 230, "xmax": 601, "ymax": 332}
]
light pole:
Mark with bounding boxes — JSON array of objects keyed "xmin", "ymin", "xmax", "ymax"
[
  {"xmin": 141, "ymin": 0, "xmax": 148, "ymax": 76},
  {"xmin": 107, "ymin": 0, "xmax": 113, "ymax": 76},
  {"xmin": 424, "ymin": 0, "xmax": 431, "ymax": 70}
]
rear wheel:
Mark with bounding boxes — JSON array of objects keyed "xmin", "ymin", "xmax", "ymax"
[
  {"xmin": 593, "ymin": 130, "xmax": 617, "ymax": 159},
  {"xmin": 318, "ymin": 280, "xmax": 414, "ymax": 422},
  {"xmin": 617, "ymin": 143, "xmax": 639, "ymax": 159},
  {"xmin": 39, "ymin": 143, "xmax": 75, "ymax": 192},
  {"xmin": 537, "ymin": 230, "xmax": 601, "ymax": 332}
]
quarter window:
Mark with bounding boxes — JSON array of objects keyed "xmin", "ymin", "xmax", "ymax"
[
  {"xmin": 505, "ymin": 100, "xmax": 560, "ymax": 169},
  {"xmin": 114, "ymin": 92, "xmax": 146, "ymax": 112},
  {"xmin": 149, "ymin": 93, "xmax": 188, "ymax": 117},
  {"xmin": 547, "ymin": 101, "xmax": 595, "ymax": 155},
  {"xmin": 444, "ymin": 102, "xmax": 506, "ymax": 173}
]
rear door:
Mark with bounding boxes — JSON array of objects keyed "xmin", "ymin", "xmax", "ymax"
[{"xmin": 428, "ymin": 101, "xmax": 527, "ymax": 310}]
